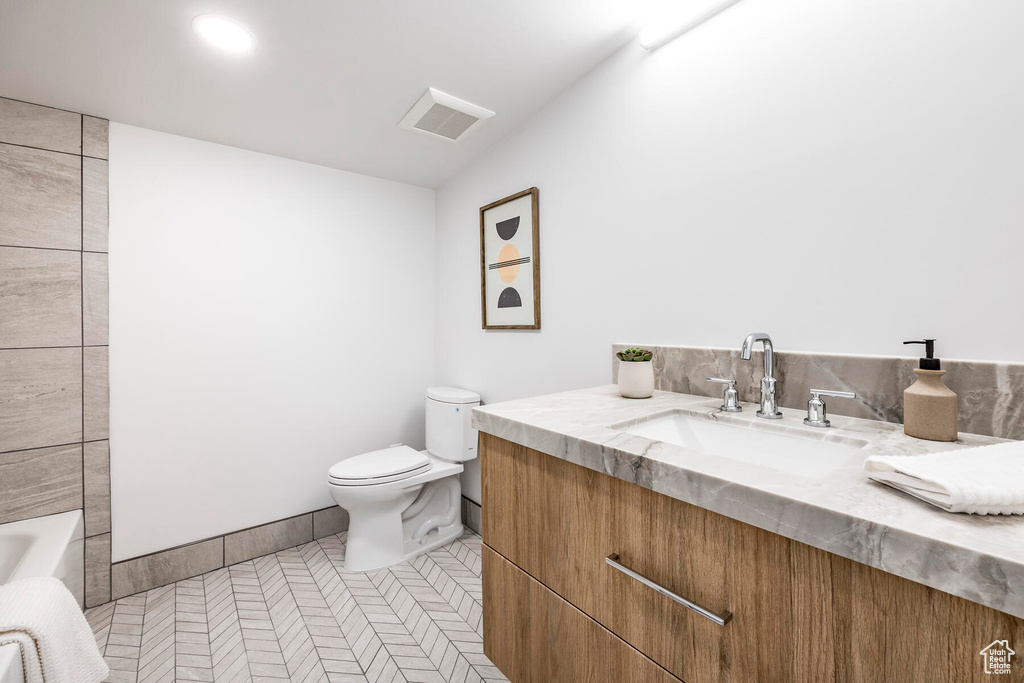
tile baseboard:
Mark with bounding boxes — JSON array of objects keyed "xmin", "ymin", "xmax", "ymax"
[
  {"xmin": 103, "ymin": 497, "xmax": 478, "ymax": 603},
  {"xmin": 223, "ymin": 512, "xmax": 312, "ymax": 566},
  {"xmin": 110, "ymin": 505, "xmax": 350, "ymax": 601},
  {"xmin": 461, "ymin": 495, "xmax": 482, "ymax": 535},
  {"xmin": 112, "ymin": 536, "xmax": 222, "ymax": 601},
  {"xmin": 313, "ymin": 505, "xmax": 348, "ymax": 539}
]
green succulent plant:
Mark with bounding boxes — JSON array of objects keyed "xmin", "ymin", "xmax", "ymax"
[{"xmin": 616, "ymin": 348, "xmax": 653, "ymax": 362}]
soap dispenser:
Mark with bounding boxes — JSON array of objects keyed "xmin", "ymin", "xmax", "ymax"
[{"xmin": 902, "ymin": 339, "xmax": 958, "ymax": 442}]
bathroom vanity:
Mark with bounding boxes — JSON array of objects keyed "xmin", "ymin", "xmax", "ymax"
[{"xmin": 474, "ymin": 386, "xmax": 1024, "ymax": 682}]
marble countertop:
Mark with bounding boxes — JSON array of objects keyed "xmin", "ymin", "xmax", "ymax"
[{"xmin": 472, "ymin": 385, "xmax": 1024, "ymax": 619}]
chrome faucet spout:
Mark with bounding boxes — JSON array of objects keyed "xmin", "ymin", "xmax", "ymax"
[{"xmin": 740, "ymin": 332, "xmax": 782, "ymax": 420}]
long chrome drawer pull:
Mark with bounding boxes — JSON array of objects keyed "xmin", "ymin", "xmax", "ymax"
[{"xmin": 605, "ymin": 553, "xmax": 733, "ymax": 626}]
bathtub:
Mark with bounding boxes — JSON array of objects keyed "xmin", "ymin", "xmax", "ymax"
[{"xmin": 0, "ymin": 511, "xmax": 85, "ymax": 683}]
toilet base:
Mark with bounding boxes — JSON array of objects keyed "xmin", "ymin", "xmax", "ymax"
[
  {"xmin": 403, "ymin": 521, "xmax": 464, "ymax": 562},
  {"xmin": 332, "ymin": 465, "xmax": 466, "ymax": 572},
  {"xmin": 343, "ymin": 519, "xmax": 464, "ymax": 573}
]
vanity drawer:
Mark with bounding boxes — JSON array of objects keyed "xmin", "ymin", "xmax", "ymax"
[
  {"xmin": 483, "ymin": 544, "xmax": 682, "ymax": 683},
  {"xmin": 481, "ymin": 433, "xmax": 732, "ymax": 682},
  {"xmin": 480, "ymin": 433, "xmax": 1024, "ymax": 683}
]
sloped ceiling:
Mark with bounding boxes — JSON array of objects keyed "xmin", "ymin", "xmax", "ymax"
[{"xmin": 0, "ymin": 0, "xmax": 646, "ymax": 187}]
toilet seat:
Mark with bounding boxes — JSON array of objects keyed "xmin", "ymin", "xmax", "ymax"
[{"xmin": 328, "ymin": 445, "xmax": 431, "ymax": 487}]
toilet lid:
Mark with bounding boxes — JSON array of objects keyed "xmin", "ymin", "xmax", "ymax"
[{"xmin": 329, "ymin": 445, "xmax": 431, "ymax": 483}]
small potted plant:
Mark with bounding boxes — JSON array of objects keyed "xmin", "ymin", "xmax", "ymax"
[{"xmin": 616, "ymin": 348, "xmax": 654, "ymax": 399}]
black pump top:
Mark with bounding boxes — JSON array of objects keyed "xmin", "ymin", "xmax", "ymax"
[{"xmin": 904, "ymin": 339, "xmax": 941, "ymax": 370}]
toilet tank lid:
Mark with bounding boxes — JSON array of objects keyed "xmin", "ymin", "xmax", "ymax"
[{"xmin": 426, "ymin": 387, "xmax": 480, "ymax": 404}]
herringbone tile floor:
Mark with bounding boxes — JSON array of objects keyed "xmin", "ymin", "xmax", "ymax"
[{"xmin": 84, "ymin": 530, "xmax": 508, "ymax": 683}]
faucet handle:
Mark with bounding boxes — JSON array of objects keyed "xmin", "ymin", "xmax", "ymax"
[
  {"xmin": 804, "ymin": 389, "xmax": 856, "ymax": 428},
  {"xmin": 706, "ymin": 377, "xmax": 742, "ymax": 413}
]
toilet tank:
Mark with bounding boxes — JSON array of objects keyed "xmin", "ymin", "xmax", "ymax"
[{"xmin": 425, "ymin": 387, "xmax": 480, "ymax": 463}]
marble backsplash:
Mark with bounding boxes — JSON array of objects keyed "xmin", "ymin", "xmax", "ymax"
[{"xmin": 612, "ymin": 344, "xmax": 1024, "ymax": 441}]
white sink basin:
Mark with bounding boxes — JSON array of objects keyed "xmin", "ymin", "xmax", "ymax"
[{"xmin": 622, "ymin": 412, "xmax": 868, "ymax": 477}]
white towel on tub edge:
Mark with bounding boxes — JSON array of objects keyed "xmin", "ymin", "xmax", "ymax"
[{"xmin": 0, "ymin": 576, "xmax": 108, "ymax": 683}]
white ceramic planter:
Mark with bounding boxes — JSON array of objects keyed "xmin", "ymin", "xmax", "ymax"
[{"xmin": 618, "ymin": 360, "xmax": 654, "ymax": 399}]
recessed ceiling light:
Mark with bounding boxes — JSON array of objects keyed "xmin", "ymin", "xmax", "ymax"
[{"xmin": 192, "ymin": 14, "xmax": 256, "ymax": 54}]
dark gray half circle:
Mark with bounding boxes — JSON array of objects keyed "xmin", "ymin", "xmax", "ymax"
[
  {"xmin": 497, "ymin": 287, "xmax": 523, "ymax": 308},
  {"xmin": 496, "ymin": 216, "xmax": 520, "ymax": 240}
]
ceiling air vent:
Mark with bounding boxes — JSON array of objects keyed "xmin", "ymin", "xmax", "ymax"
[{"xmin": 398, "ymin": 88, "xmax": 494, "ymax": 142}]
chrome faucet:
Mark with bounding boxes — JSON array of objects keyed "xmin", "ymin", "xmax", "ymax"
[{"xmin": 740, "ymin": 332, "xmax": 783, "ymax": 419}]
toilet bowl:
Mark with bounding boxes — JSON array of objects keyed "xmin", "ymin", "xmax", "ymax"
[{"xmin": 327, "ymin": 387, "xmax": 479, "ymax": 572}]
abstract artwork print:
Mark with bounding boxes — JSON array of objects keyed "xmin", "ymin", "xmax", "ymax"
[{"xmin": 480, "ymin": 187, "xmax": 540, "ymax": 329}]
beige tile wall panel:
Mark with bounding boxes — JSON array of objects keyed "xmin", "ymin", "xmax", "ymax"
[
  {"xmin": 0, "ymin": 246, "xmax": 82, "ymax": 348},
  {"xmin": 84, "ymin": 346, "xmax": 109, "ymax": 441},
  {"xmin": 0, "ymin": 97, "xmax": 113, "ymax": 610},
  {"xmin": 82, "ymin": 157, "xmax": 108, "ymax": 252},
  {"xmin": 82, "ymin": 116, "xmax": 108, "ymax": 160},
  {"xmin": 83, "ymin": 252, "xmax": 108, "ymax": 346},
  {"xmin": 0, "ymin": 443, "xmax": 82, "ymax": 524},
  {"xmin": 84, "ymin": 440, "xmax": 111, "ymax": 537},
  {"xmin": 0, "ymin": 347, "xmax": 82, "ymax": 452},
  {"xmin": 85, "ymin": 533, "xmax": 111, "ymax": 607},
  {"xmin": 0, "ymin": 143, "xmax": 81, "ymax": 250},
  {"xmin": 0, "ymin": 97, "xmax": 81, "ymax": 154}
]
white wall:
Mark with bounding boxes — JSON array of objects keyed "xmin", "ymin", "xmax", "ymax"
[
  {"xmin": 436, "ymin": 0, "xmax": 1024, "ymax": 502},
  {"xmin": 109, "ymin": 125, "xmax": 435, "ymax": 561}
]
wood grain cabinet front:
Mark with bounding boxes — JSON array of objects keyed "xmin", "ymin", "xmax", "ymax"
[
  {"xmin": 483, "ymin": 544, "xmax": 682, "ymax": 683},
  {"xmin": 480, "ymin": 433, "xmax": 1024, "ymax": 683}
]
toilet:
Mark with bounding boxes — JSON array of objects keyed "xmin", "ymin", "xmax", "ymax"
[{"xmin": 327, "ymin": 387, "xmax": 480, "ymax": 571}]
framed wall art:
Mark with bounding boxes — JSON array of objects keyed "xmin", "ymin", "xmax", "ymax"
[{"xmin": 479, "ymin": 187, "xmax": 540, "ymax": 329}]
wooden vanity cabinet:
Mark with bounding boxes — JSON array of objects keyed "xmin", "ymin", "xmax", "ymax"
[{"xmin": 480, "ymin": 433, "xmax": 1024, "ymax": 683}]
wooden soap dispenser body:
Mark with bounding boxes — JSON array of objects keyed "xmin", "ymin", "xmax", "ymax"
[{"xmin": 903, "ymin": 339, "xmax": 958, "ymax": 442}]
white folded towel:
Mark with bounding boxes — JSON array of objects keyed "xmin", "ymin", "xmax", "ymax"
[
  {"xmin": 0, "ymin": 576, "xmax": 109, "ymax": 683},
  {"xmin": 864, "ymin": 440, "xmax": 1024, "ymax": 515}
]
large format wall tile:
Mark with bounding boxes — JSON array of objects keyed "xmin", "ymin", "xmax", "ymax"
[
  {"xmin": 0, "ymin": 347, "xmax": 82, "ymax": 452},
  {"xmin": 0, "ymin": 247, "xmax": 82, "ymax": 348},
  {"xmin": 82, "ymin": 157, "xmax": 108, "ymax": 252},
  {"xmin": 84, "ymin": 346, "xmax": 109, "ymax": 441},
  {"xmin": 82, "ymin": 116, "xmax": 108, "ymax": 160},
  {"xmin": 0, "ymin": 97, "xmax": 81, "ymax": 154},
  {"xmin": 2, "ymin": 96, "xmax": 112, "ymax": 610},
  {"xmin": 112, "ymin": 538, "xmax": 224, "ymax": 600},
  {"xmin": 0, "ymin": 443, "xmax": 82, "ymax": 524},
  {"xmin": 224, "ymin": 513, "xmax": 313, "ymax": 565},
  {"xmin": 0, "ymin": 143, "xmax": 81, "ymax": 250},
  {"xmin": 85, "ymin": 533, "xmax": 111, "ymax": 607},
  {"xmin": 84, "ymin": 440, "xmax": 111, "ymax": 537},
  {"xmin": 83, "ymin": 252, "xmax": 108, "ymax": 346}
]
